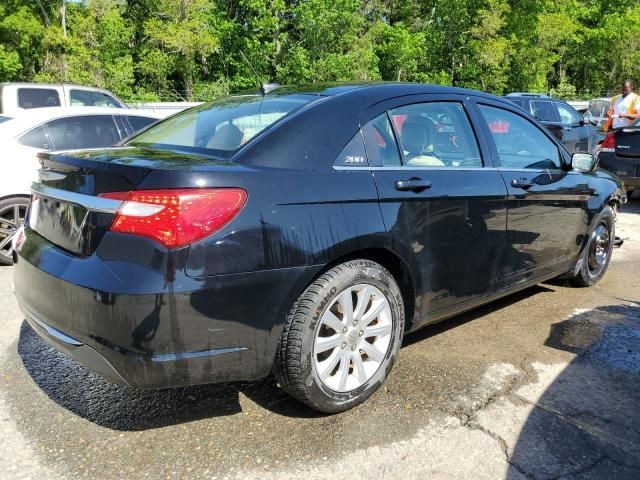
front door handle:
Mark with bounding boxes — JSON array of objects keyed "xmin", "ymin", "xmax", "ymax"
[
  {"xmin": 511, "ymin": 177, "xmax": 534, "ymax": 189},
  {"xmin": 394, "ymin": 178, "xmax": 432, "ymax": 192}
]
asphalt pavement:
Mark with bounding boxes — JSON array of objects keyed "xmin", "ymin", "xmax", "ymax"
[{"xmin": 1, "ymin": 202, "xmax": 639, "ymax": 480}]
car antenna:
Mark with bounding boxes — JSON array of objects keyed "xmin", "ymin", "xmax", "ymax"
[{"xmin": 239, "ymin": 51, "xmax": 280, "ymax": 95}]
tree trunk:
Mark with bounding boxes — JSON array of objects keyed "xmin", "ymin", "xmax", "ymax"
[{"xmin": 61, "ymin": 0, "xmax": 67, "ymax": 81}]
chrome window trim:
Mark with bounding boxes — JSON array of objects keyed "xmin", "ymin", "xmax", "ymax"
[
  {"xmin": 333, "ymin": 165, "xmax": 497, "ymax": 172},
  {"xmin": 30, "ymin": 182, "xmax": 122, "ymax": 214}
]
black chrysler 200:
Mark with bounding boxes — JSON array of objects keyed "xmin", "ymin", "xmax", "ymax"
[{"xmin": 13, "ymin": 83, "xmax": 626, "ymax": 412}]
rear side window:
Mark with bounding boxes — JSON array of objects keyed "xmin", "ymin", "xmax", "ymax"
[
  {"xmin": 479, "ymin": 105, "xmax": 561, "ymax": 170},
  {"xmin": 361, "ymin": 113, "xmax": 402, "ymax": 167},
  {"xmin": 334, "ymin": 131, "xmax": 367, "ymax": 167},
  {"xmin": 129, "ymin": 94, "xmax": 316, "ymax": 157},
  {"xmin": 45, "ymin": 115, "xmax": 120, "ymax": 150},
  {"xmin": 19, "ymin": 126, "xmax": 51, "ymax": 149},
  {"xmin": 70, "ymin": 89, "xmax": 121, "ymax": 108},
  {"xmin": 389, "ymin": 102, "xmax": 482, "ymax": 168},
  {"xmin": 531, "ymin": 101, "xmax": 559, "ymax": 122},
  {"xmin": 126, "ymin": 115, "xmax": 156, "ymax": 132},
  {"xmin": 18, "ymin": 88, "xmax": 61, "ymax": 109}
]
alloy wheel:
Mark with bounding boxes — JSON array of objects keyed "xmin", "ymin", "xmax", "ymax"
[
  {"xmin": 313, "ymin": 284, "xmax": 393, "ymax": 392},
  {"xmin": 0, "ymin": 203, "xmax": 27, "ymax": 263}
]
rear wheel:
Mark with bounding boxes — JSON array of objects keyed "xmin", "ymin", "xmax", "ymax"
[
  {"xmin": 0, "ymin": 197, "xmax": 29, "ymax": 266},
  {"xmin": 569, "ymin": 206, "xmax": 614, "ymax": 287},
  {"xmin": 275, "ymin": 259, "xmax": 405, "ymax": 413}
]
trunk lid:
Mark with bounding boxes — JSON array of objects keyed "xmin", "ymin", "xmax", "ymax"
[
  {"xmin": 615, "ymin": 128, "xmax": 640, "ymax": 158},
  {"xmin": 29, "ymin": 146, "xmax": 225, "ymax": 256}
]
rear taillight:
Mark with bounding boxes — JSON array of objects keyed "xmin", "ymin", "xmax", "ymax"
[
  {"xmin": 600, "ymin": 132, "xmax": 616, "ymax": 152},
  {"xmin": 100, "ymin": 188, "xmax": 247, "ymax": 249}
]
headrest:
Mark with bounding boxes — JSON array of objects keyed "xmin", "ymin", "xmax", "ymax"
[
  {"xmin": 401, "ymin": 120, "xmax": 432, "ymax": 155},
  {"xmin": 208, "ymin": 123, "xmax": 243, "ymax": 150}
]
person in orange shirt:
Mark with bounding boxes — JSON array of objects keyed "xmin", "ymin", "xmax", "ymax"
[{"xmin": 605, "ymin": 79, "xmax": 640, "ymax": 131}]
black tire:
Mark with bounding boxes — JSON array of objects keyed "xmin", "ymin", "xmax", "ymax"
[
  {"xmin": 569, "ymin": 206, "xmax": 615, "ymax": 287},
  {"xmin": 0, "ymin": 196, "xmax": 30, "ymax": 266},
  {"xmin": 627, "ymin": 189, "xmax": 635, "ymax": 201},
  {"xmin": 275, "ymin": 259, "xmax": 405, "ymax": 413}
]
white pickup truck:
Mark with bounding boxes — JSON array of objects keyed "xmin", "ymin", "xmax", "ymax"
[{"xmin": 0, "ymin": 83, "xmax": 128, "ymax": 114}]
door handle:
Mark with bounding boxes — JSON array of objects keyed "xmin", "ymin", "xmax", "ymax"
[
  {"xmin": 511, "ymin": 177, "xmax": 534, "ymax": 189},
  {"xmin": 394, "ymin": 178, "xmax": 432, "ymax": 192}
]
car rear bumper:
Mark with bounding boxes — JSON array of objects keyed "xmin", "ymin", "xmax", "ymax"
[
  {"xmin": 14, "ymin": 227, "xmax": 321, "ymax": 388},
  {"xmin": 598, "ymin": 152, "xmax": 640, "ymax": 188}
]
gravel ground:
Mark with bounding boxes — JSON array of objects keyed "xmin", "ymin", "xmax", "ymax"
[{"xmin": 1, "ymin": 201, "xmax": 639, "ymax": 480}]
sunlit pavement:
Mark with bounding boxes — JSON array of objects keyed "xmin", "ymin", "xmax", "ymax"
[{"xmin": 1, "ymin": 202, "xmax": 639, "ymax": 480}]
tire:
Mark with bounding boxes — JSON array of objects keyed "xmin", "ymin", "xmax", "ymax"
[
  {"xmin": 627, "ymin": 189, "xmax": 635, "ymax": 201},
  {"xmin": 0, "ymin": 196, "xmax": 30, "ymax": 266},
  {"xmin": 275, "ymin": 259, "xmax": 405, "ymax": 413},
  {"xmin": 569, "ymin": 206, "xmax": 615, "ymax": 287}
]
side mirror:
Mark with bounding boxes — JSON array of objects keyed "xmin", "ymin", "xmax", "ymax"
[{"xmin": 572, "ymin": 153, "xmax": 597, "ymax": 173}]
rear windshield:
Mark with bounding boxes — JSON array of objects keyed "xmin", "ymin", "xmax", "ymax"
[{"xmin": 128, "ymin": 94, "xmax": 317, "ymax": 157}]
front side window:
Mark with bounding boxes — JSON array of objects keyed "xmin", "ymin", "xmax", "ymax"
[
  {"xmin": 18, "ymin": 88, "xmax": 61, "ymax": 109},
  {"xmin": 479, "ymin": 105, "xmax": 561, "ymax": 170},
  {"xmin": 129, "ymin": 94, "xmax": 316, "ymax": 157},
  {"xmin": 45, "ymin": 115, "xmax": 120, "ymax": 150},
  {"xmin": 19, "ymin": 126, "xmax": 51, "ymax": 150},
  {"xmin": 361, "ymin": 113, "xmax": 402, "ymax": 167},
  {"xmin": 556, "ymin": 103, "xmax": 582, "ymax": 125},
  {"xmin": 70, "ymin": 90, "xmax": 121, "ymax": 108},
  {"xmin": 389, "ymin": 102, "xmax": 482, "ymax": 168},
  {"xmin": 531, "ymin": 101, "xmax": 559, "ymax": 123}
]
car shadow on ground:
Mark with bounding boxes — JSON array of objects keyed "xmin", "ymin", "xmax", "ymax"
[
  {"xmin": 506, "ymin": 303, "xmax": 640, "ymax": 479},
  {"xmin": 16, "ymin": 284, "xmax": 556, "ymax": 431}
]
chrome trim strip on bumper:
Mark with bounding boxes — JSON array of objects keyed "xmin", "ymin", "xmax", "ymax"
[
  {"xmin": 22, "ymin": 304, "xmax": 84, "ymax": 347},
  {"xmin": 30, "ymin": 182, "xmax": 122, "ymax": 214}
]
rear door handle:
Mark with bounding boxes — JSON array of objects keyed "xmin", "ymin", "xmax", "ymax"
[
  {"xmin": 394, "ymin": 178, "xmax": 432, "ymax": 192},
  {"xmin": 511, "ymin": 177, "xmax": 534, "ymax": 189}
]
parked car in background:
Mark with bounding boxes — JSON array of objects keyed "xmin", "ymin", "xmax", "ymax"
[
  {"xmin": 0, "ymin": 83, "xmax": 128, "ymax": 114},
  {"xmin": 584, "ymin": 97, "xmax": 612, "ymax": 132},
  {"xmin": 0, "ymin": 107, "xmax": 160, "ymax": 264},
  {"xmin": 13, "ymin": 83, "xmax": 625, "ymax": 413},
  {"xmin": 505, "ymin": 93, "xmax": 602, "ymax": 154},
  {"xmin": 597, "ymin": 118, "xmax": 640, "ymax": 198}
]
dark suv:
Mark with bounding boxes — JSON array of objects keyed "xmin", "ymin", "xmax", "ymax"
[{"xmin": 505, "ymin": 93, "xmax": 602, "ymax": 154}]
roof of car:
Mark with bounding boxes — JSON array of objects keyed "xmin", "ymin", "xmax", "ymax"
[
  {"xmin": 0, "ymin": 106, "xmax": 160, "ymax": 138},
  {"xmin": 0, "ymin": 82, "xmax": 115, "ymax": 93},
  {"xmin": 262, "ymin": 82, "xmax": 504, "ymax": 103}
]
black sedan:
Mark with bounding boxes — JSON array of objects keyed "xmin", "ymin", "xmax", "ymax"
[
  {"xmin": 598, "ymin": 119, "xmax": 640, "ymax": 198},
  {"xmin": 13, "ymin": 83, "xmax": 626, "ymax": 413}
]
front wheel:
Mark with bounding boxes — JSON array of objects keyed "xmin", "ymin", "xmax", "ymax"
[
  {"xmin": 0, "ymin": 197, "xmax": 29, "ymax": 266},
  {"xmin": 275, "ymin": 259, "xmax": 405, "ymax": 413},
  {"xmin": 569, "ymin": 206, "xmax": 615, "ymax": 287}
]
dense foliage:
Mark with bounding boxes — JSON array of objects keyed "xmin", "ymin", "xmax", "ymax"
[{"xmin": 0, "ymin": 0, "xmax": 638, "ymax": 101}]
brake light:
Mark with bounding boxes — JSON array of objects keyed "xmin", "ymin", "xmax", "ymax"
[
  {"xmin": 100, "ymin": 188, "xmax": 247, "ymax": 249},
  {"xmin": 600, "ymin": 132, "xmax": 616, "ymax": 152}
]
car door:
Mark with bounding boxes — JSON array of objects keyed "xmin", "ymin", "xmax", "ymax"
[
  {"xmin": 362, "ymin": 95, "xmax": 508, "ymax": 322},
  {"xmin": 530, "ymin": 99, "xmax": 566, "ymax": 145},
  {"xmin": 472, "ymin": 100, "xmax": 592, "ymax": 282},
  {"xmin": 555, "ymin": 102, "xmax": 591, "ymax": 153}
]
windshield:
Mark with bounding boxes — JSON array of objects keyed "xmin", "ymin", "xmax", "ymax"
[{"xmin": 128, "ymin": 94, "xmax": 317, "ymax": 157}]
